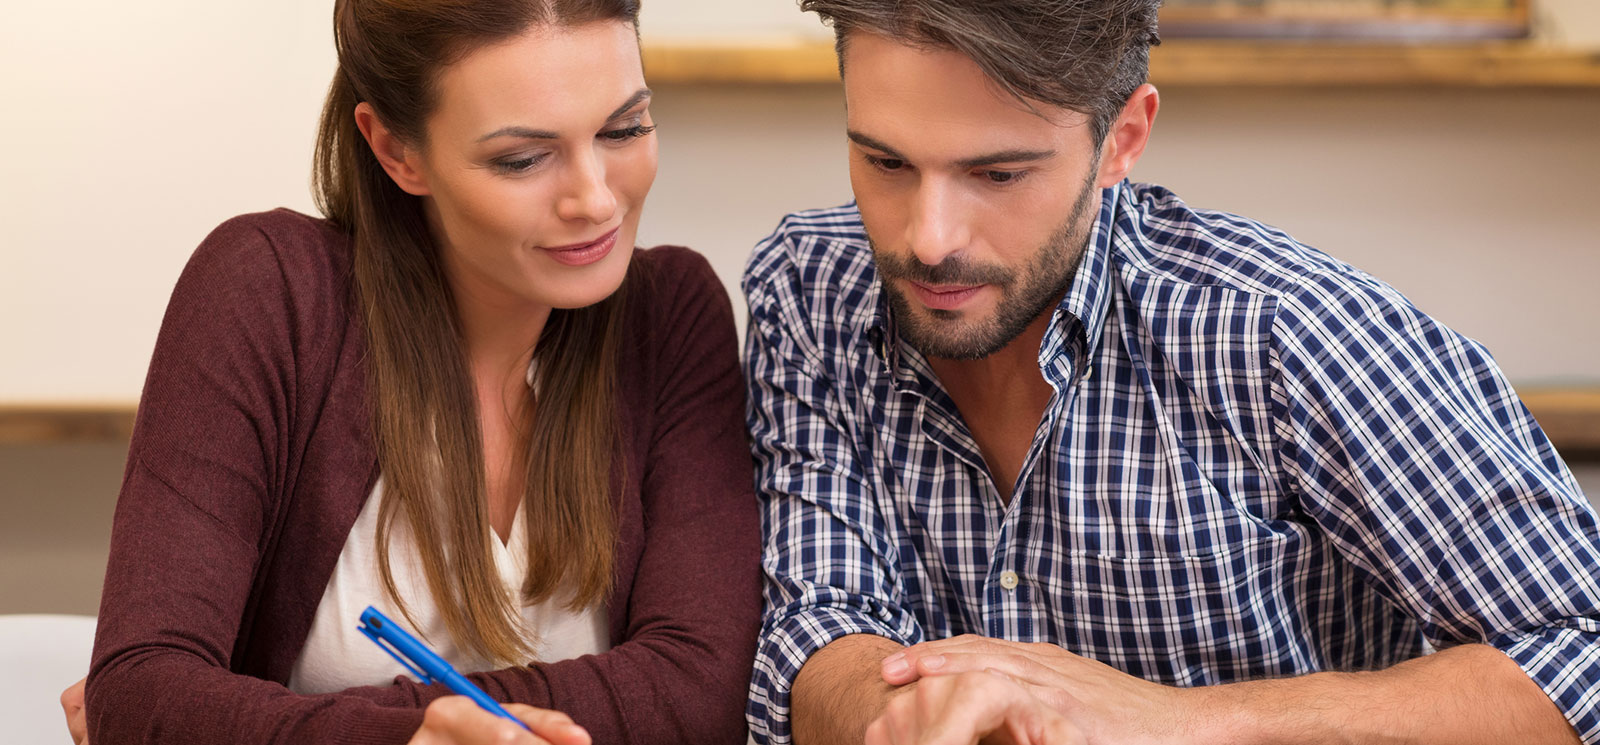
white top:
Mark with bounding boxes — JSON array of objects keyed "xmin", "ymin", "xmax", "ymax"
[{"xmin": 288, "ymin": 477, "xmax": 610, "ymax": 694}]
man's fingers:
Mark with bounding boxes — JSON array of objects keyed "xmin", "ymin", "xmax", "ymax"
[
  {"xmin": 882, "ymin": 637, "xmax": 1005, "ymax": 684},
  {"xmin": 864, "ymin": 715, "xmax": 893, "ymax": 745},
  {"xmin": 909, "ymin": 652, "xmax": 1062, "ymax": 688},
  {"xmin": 886, "ymin": 636, "xmax": 1052, "ymax": 684},
  {"xmin": 913, "ymin": 671, "xmax": 1033, "ymax": 745}
]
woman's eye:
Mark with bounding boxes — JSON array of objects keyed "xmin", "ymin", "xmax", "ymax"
[
  {"xmin": 492, "ymin": 154, "xmax": 547, "ymax": 175},
  {"xmin": 601, "ymin": 124, "xmax": 656, "ymax": 142}
]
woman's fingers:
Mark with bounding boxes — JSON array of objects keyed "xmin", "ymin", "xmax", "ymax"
[
  {"xmin": 504, "ymin": 704, "xmax": 591, "ymax": 745},
  {"xmin": 61, "ymin": 676, "xmax": 88, "ymax": 745},
  {"xmin": 410, "ymin": 696, "xmax": 585, "ymax": 745}
]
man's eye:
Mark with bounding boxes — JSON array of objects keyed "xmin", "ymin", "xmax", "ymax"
[
  {"xmin": 867, "ymin": 155, "xmax": 906, "ymax": 172},
  {"xmin": 985, "ymin": 170, "xmax": 1022, "ymax": 184}
]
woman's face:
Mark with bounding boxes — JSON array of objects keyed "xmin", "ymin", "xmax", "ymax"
[{"xmin": 411, "ymin": 20, "xmax": 656, "ymax": 313}]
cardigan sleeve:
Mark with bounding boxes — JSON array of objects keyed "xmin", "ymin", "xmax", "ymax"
[
  {"xmin": 319, "ymin": 248, "xmax": 764, "ymax": 744},
  {"xmin": 86, "ymin": 214, "xmax": 425, "ymax": 744}
]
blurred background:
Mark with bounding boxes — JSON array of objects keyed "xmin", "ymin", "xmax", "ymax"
[{"xmin": 2, "ymin": 0, "xmax": 1597, "ymax": 615}]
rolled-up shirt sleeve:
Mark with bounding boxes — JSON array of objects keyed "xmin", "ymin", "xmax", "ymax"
[
  {"xmin": 742, "ymin": 265, "xmax": 923, "ymax": 745},
  {"xmin": 1271, "ymin": 274, "xmax": 1600, "ymax": 742}
]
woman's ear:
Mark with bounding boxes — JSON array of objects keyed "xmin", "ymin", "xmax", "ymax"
[
  {"xmin": 1095, "ymin": 84, "xmax": 1160, "ymax": 188},
  {"xmin": 353, "ymin": 102, "xmax": 431, "ymax": 196}
]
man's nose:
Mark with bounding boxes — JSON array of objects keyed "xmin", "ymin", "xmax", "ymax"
[{"xmin": 904, "ymin": 178, "xmax": 971, "ymax": 269}]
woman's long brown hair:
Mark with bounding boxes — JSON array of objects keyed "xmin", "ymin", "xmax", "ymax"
[{"xmin": 312, "ymin": 0, "xmax": 641, "ymax": 665}]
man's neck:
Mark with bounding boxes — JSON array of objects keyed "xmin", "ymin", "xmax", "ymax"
[
  {"xmin": 925, "ymin": 307, "xmax": 1060, "ymax": 500},
  {"xmin": 926, "ymin": 306, "xmax": 1055, "ymax": 396}
]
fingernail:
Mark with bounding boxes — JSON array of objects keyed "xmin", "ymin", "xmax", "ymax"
[
  {"xmin": 882, "ymin": 657, "xmax": 909, "ymax": 677},
  {"xmin": 922, "ymin": 654, "xmax": 946, "ymax": 670}
]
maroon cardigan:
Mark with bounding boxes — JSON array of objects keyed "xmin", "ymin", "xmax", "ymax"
[{"xmin": 86, "ymin": 210, "xmax": 761, "ymax": 745}]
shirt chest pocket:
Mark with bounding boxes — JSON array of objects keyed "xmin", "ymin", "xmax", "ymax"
[{"xmin": 1046, "ymin": 532, "xmax": 1315, "ymax": 687}]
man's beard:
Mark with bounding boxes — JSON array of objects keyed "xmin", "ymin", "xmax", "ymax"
[{"xmin": 872, "ymin": 171, "xmax": 1101, "ymax": 361}]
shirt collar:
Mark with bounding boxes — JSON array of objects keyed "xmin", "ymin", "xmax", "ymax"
[
  {"xmin": 1038, "ymin": 182, "xmax": 1119, "ymax": 389},
  {"xmin": 866, "ymin": 182, "xmax": 1121, "ymax": 388}
]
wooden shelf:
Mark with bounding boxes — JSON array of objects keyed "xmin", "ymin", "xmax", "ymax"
[
  {"xmin": 1523, "ymin": 388, "xmax": 1600, "ymax": 460},
  {"xmin": 3, "ymin": 388, "xmax": 1597, "ymax": 460},
  {"xmin": 640, "ymin": 40, "xmax": 1600, "ymax": 87},
  {"xmin": 0, "ymin": 404, "xmax": 137, "ymax": 444},
  {"xmin": 644, "ymin": 39, "xmax": 841, "ymax": 85}
]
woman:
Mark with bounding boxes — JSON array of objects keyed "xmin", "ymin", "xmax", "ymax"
[{"xmin": 67, "ymin": 0, "xmax": 760, "ymax": 743}]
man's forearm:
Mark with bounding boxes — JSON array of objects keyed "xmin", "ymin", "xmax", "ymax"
[
  {"xmin": 1201, "ymin": 643, "xmax": 1578, "ymax": 745},
  {"xmin": 792, "ymin": 634, "xmax": 909, "ymax": 745}
]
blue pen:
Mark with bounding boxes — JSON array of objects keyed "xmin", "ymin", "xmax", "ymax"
[{"xmin": 358, "ymin": 605, "xmax": 532, "ymax": 733}]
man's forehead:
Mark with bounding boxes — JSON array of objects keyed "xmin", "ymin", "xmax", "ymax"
[{"xmin": 840, "ymin": 31, "xmax": 1089, "ymax": 148}]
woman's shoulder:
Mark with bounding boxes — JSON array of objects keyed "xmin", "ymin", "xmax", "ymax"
[
  {"xmin": 627, "ymin": 244, "xmax": 730, "ymax": 319},
  {"xmin": 188, "ymin": 208, "xmax": 353, "ymax": 289},
  {"xmin": 630, "ymin": 243, "xmax": 717, "ymax": 286},
  {"xmin": 619, "ymin": 244, "xmax": 738, "ymax": 376},
  {"xmin": 174, "ymin": 208, "xmax": 355, "ymax": 326},
  {"xmin": 159, "ymin": 209, "xmax": 358, "ymax": 368}
]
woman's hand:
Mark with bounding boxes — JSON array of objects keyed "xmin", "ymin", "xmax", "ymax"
[
  {"xmin": 407, "ymin": 696, "xmax": 591, "ymax": 745},
  {"xmin": 61, "ymin": 677, "xmax": 88, "ymax": 745}
]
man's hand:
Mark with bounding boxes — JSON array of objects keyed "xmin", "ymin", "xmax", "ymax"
[
  {"xmin": 407, "ymin": 697, "xmax": 591, "ymax": 745},
  {"xmin": 880, "ymin": 635, "xmax": 1200, "ymax": 745},
  {"xmin": 882, "ymin": 636, "xmax": 1582, "ymax": 745},
  {"xmin": 61, "ymin": 677, "xmax": 88, "ymax": 745},
  {"xmin": 866, "ymin": 669, "xmax": 1085, "ymax": 745}
]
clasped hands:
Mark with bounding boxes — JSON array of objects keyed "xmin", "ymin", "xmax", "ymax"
[{"xmin": 865, "ymin": 635, "xmax": 1208, "ymax": 745}]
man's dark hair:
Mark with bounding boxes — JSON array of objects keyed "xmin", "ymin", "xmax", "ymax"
[{"xmin": 801, "ymin": 0, "xmax": 1162, "ymax": 144}]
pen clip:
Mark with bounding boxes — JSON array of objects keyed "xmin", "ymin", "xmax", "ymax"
[{"xmin": 358, "ymin": 619, "xmax": 437, "ymax": 685}]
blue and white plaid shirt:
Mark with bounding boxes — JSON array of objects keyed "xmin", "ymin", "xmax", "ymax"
[{"xmin": 741, "ymin": 181, "xmax": 1600, "ymax": 744}]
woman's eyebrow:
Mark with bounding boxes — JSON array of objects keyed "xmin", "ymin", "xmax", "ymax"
[
  {"xmin": 607, "ymin": 87, "xmax": 652, "ymax": 120},
  {"xmin": 477, "ymin": 87, "xmax": 653, "ymax": 143}
]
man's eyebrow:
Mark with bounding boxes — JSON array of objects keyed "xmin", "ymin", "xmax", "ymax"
[
  {"xmin": 955, "ymin": 148, "xmax": 1056, "ymax": 169},
  {"xmin": 847, "ymin": 131, "xmax": 907, "ymax": 160},
  {"xmin": 477, "ymin": 88, "xmax": 653, "ymax": 143},
  {"xmin": 847, "ymin": 130, "xmax": 1056, "ymax": 169}
]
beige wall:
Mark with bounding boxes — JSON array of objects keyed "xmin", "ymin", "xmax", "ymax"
[
  {"xmin": 3, "ymin": 0, "xmax": 1598, "ymax": 402},
  {"xmin": 1, "ymin": 1, "xmax": 1597, "ymax": 614}
]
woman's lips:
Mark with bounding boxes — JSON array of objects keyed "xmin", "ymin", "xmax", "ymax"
[
  {"xmin": 907, "ymin": 280, "xmax": 984, "ymax": 311},
  {"xmin": 539, "ymin": 227, "xmax": 619, "ymax": 267}
]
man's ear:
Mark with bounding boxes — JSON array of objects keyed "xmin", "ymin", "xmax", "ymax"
[
  {"xmin": 353, "ymin": 102, "xmax": 431, "ymax": 196},
  {"xmin": 1095, "ymin": 84, "xmax": 1159, "ymax": 188}
]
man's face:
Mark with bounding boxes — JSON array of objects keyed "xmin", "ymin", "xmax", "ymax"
[{"xmin": 843, "ymin": 31, "xmax": 1106, "ymax": 361}]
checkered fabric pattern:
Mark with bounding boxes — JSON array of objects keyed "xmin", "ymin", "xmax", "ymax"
[{"xmin": 741, "ymin": 181, "xmax": 1600, "ymax": 744}]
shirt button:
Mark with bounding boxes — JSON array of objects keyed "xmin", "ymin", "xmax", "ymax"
[{"xmin": 999, "ymin": 571, "xmax": 1020, "ymax": 590}]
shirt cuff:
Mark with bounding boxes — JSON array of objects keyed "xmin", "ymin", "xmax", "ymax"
[
  {"xmin": 747, "ymin": 604, "xmax": 919, "ymax": 745},
  {"xmin": 1495, "ymin": 623, "xmax": 1600, "ymax": 743}
]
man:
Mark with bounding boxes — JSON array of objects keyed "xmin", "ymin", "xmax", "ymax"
[{"xmin": 741, "ymin": 1, "xmax": 1600, "ymax": 743}]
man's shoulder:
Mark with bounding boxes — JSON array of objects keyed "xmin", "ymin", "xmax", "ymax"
[
  {"xmin": 742, "ymin": 202, "xmax": 881, "ymax": 335},
  {"xmin": 1114, "ymin": 183, "xmax": 1411, "ymax": 318}
]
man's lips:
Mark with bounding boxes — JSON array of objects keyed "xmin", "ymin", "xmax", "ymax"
[{"xmin": 907, "ymin": 280, "xmax": 984, "ymax": 311}]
